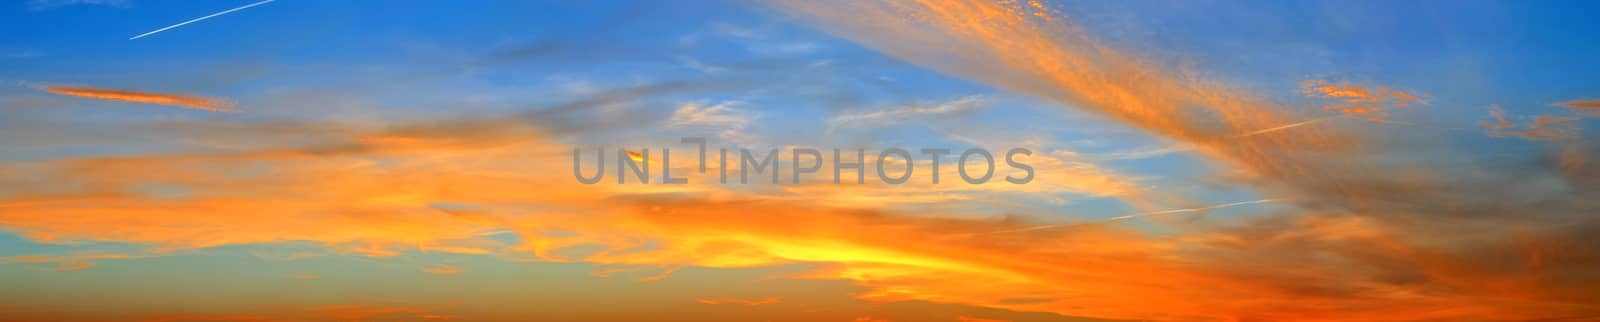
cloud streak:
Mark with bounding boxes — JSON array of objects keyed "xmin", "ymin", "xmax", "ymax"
[
  {"xmin": 1556, "ymin": 99, "xmax": 1600, "ymax": 116},
  {"xmin": 1300, "ymin": 79, "xmax": 1424, "ymax": 123},
  {"xmin": 1481, "ymin": 105, "xmax": 1581, "ymax": 141},
  {"xmin": 828, "ymin": 95, "xmax": 987, "ymax": 130},
  {"xmin": 36, "ymin": 85, "xmax": 236, "ymax": 112},
  {"xmin": 1554, "ymin": 99, "xmax": 1600, "ymax": 110}
]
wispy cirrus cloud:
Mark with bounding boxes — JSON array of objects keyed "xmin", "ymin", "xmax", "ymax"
[
  {"xmin": 664, "ymin": 100, "xmax": 758, "ymax": 143},
  {"xmin": 1554, "ymin": 99, "xmax": 1600, "ymax": 109},
  {"xmin": 1480, "ymin": 105, "xmax": 1582, "ymax": 141},
  {"xmin": 1555, "ymin": 99, "xmax": 1600, "ymax": 116},
  {"xmin": 33, "ymin": 84, "xmax": 236, "ymax": 112},
  {"xmin": 828, "ymin": 95, "xmax": 987, "ymax": 130},
  {"xmin": 1300, "ymin": 79, "xmax": 1425, "ymax": 123},
  {"xmin": 665, "ymin": 100, "xmax": 753, "ymax": 129},
  {"xmin": 769, "ymin": 0, "xmax": 1371, "ymax": 204}
]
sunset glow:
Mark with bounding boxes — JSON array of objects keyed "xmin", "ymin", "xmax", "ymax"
[{"xmin": 1, "ymin": 1, "xmax": 1597, "ymax": 321}]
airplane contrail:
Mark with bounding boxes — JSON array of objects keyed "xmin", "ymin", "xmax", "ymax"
[
  {"xmin": 1230, "ymin": 115, "xmax": 1343, "ymax": 138},
  {"xmin": 984, "ymin": 199, "xmax": 1281, "ymax": 235},
  {"xmin": 1101, "ymin": 198, "xmax": 1280, "ymax": 221},
  {"xmin": 129, "ymin": 0, "xmax": 276, "ymax": 40}
]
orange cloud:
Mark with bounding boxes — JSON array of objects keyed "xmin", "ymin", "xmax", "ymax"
[
  {"xmin": 1300, "ymin": 79, "xmax": 1425, "ymax": 123},
  {"xmin": 1481, "ymin": 105, "xmax": 1581, "ymax": 141},
  {"xmin": 35, "ymin": 85, "xmax": 236, "ymax": 112},
  {"xmin": 1481, "ymin": 104, "xmax": 1515, "ymax": 130},
  {"xmin": 767, "ymin": 0, "xmax": 1383, "ymax": 211},
  {"xmin": 1554, "ymin": 99, "xmax": 1600, "ymax": 110},
  {"xmin": 758, "ymin": 1, "xmax": 1594, "ymax": 320},
  {"xmin": 0, "ymin": 121, "xmax": 1595, "ymax": 321}
]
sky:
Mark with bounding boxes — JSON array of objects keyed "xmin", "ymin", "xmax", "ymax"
[{"xmin": 1, "ymin": 0, "xmax": 1598, "ymax": 321}]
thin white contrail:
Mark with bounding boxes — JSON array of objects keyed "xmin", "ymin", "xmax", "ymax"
[
  {"xmin": 129, "ymin": 0, "xmax": 276, "ymax": 40},
  {"xmin": 1230, "ymin": 115, "xmax": 1343, "ymax": 138},
  {"xmin": 983, "ymin": 199, "xmax": 1281, "ymax": 235},
  {"xmin": 1101, "ymin": 198, "xmax": 1280, "ymax": 221}
]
